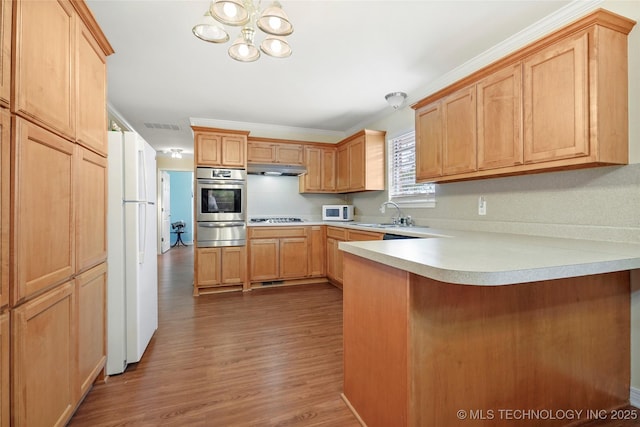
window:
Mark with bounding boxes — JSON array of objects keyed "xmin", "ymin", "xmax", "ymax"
[{"xmin": 388, "ymin": 131, "xmax": 435, "ymax": 207}]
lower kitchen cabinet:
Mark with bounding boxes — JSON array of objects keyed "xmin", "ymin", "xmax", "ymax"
[
  {"xmin": 326, "ymin": 227, "xmax": 383, "ymax": 288},
  {"xmin": 194, "ymin": 246, "xmax": 246, "ymax": 294},
  {"xmin": 12, "ymin": 281, "xmax": 76, "ymax": 427},
  {"xmin": 249, "ymin": 226, "xmax": 328, "ymax": 286},
  {"xmin": 76, "ymin": 262, "xmax": 106, "ymax": 398},
  {"xmin": 0, "ymin": 310, "xmax": 8, "ymax": 427}
]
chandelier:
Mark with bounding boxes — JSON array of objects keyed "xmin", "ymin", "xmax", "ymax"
[{"xmin": 193, "ymin": 0, "xmax": 294, "ymax": 62}]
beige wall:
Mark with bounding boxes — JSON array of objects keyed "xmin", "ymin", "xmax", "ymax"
[{"xmin": 354, "ymin": 0, "xmax": 640, "ymax": 389}]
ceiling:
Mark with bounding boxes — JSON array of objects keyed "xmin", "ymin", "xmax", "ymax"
[{"xmin": 87, "ymin": 0, "xmax": 577, "ymax": 158}]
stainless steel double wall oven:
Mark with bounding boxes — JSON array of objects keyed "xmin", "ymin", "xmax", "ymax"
[{"xmin": 196, "ymin": 167, "xmax": 246, "ymax": 247}]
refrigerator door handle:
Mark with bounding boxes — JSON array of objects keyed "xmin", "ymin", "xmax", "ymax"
[{"xmin": 139, "ymin": 202, "xmax": 146, "ymax": 264}]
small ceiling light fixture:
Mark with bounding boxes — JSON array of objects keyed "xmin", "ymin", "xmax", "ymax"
[
  {"xmin": 193, "ymin": 0, "xmax": 294, "ymax": 62},
  {"xmin": 385, "ymin": 92, "xmax": 408, "ymax": 110},
  {"xmin": 170, "ymin": 148, "xmax": 183, "ymax": 159}
]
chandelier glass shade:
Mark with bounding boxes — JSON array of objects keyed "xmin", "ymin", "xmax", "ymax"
[{"xmin": 193, "ymin": 0, "xmax": 294, "ymax": 62}]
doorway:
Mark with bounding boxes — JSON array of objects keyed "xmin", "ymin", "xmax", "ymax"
[{"xmin": 158, "ymin": 170, "xmax": 194, "ymax": 253}]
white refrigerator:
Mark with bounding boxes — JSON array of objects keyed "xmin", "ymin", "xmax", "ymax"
[{"xmin": 107, "ymin": 131, "xmax": 159, "ymax": 375}]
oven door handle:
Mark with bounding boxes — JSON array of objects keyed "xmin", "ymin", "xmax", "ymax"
[
  {"xmin": 198, "ymin": 222, "xmax": 246, "ymax": 228},
  {"xmin": 197, "ymin": 179, "xmax": 245, "ymax": 186}
]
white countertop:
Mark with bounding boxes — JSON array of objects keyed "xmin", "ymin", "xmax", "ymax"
[
  {"xmin": 337, "ymin": 226, "xmax": 640, "ymax": 286},
  {"xmin": 245, "ymin": 220, "xmax": 640, "ymax": 285}
]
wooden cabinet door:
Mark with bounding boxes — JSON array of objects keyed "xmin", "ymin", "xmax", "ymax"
[
  {"xmin": 308, "ymin": 226, "xmax": 325, "ymax": 277},
  {"xmin": 76, "ymin": 263, "xmax": 106, "ymax": 398},
  {"xmin": 415, "ymin": 102, "xmax": 443, "ymax": 181},
  {"xmin": 280, "ymin": 237, "xmax": 308, "ymax": 279},
  {"xmin": 0, "ymin": 311, "xmax": 8, "ymax": 427},
  {"xmin": 477, "ymin": 63, "xmax": 523, "ymax": 170},
  {"xmin": 322, "ymin": 147, "xmax": 336, "ymax": 191},
  {"xmin": 301, "ymin": 147, "xmax": 321, "ymax": 192},
  {"xmin": 77, "ymin": 20, "xmax": 107, "ymax": 156},
  {"xmin": 13, "ymin": 281, "xmax": 76, "ymax": 427},
  {"xmin": 276, "ymin": 144, "xmax": 303, "ymax": 165},
  {"xmin": 14, "ymin": 0, "xmax": 76, "ymax": 139},
  {"xmin": 221, "ymin": 246, "xmax": 245, "ymax": 285},
  {"xmin": 0, "ymin": 110, "xmax": 8, "ymax": 310},
  {"xmin": 221, "ymin": 135, "xmax": 245, "ymax": 167},
  {"xmin": 247, "ymin": 142, "xmax": 276, "ymax": 163},
  {"xmin": 249, "ymin": 239, "xmax": 279, "ymax": 281},
  {"xmin": 442, "ymin": 85, "xmax": 477, "ymax": 175},
  {"xmin": 336, "ymin": 144, "xmax": 349, "ymax": 192},
  {"xmin": 523, "ymin": 31, "xmax": 589, "ymax": 164},
  {"xmin": 76, "ymin": 147, "xmax": 107, "ymax": 273},
  {"xmin": 195, "ymin": 133, "xmax": 221, "ymax": 166},
  {"xmin": 13, "ymin": 118, "xmax": 75, "ymax": 304},
  {"xmin": 348, "ymin": 137, "xmax": 366, "ymax": 191},
  {"xmin": 0, "ymin": 0, "xmax": 11, "ymax": 107},
  {"xmin": 326, "ymin": 237, "xmax": 344, "ymax": 287},
  {"xmin": 196, "ymin": 247, "xmax": 221, "ymax": 286}
]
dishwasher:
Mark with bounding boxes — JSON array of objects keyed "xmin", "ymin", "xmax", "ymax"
[{"xmin": 382, "ymin": 233, "xmax": 418, "ymax": 240}]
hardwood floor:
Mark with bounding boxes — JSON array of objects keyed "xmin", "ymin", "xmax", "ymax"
[
  {"xmin": 69, "ymin": 246, "xmax": 359, "ymax": 427},
  {"xmin": 69, "ymin": 245, "xmax": 640, "ymax": 427}
]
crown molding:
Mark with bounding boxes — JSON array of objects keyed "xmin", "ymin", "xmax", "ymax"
[{"xmin": 189, "ymin": 117, "xmax": 346, "ymax": 143}]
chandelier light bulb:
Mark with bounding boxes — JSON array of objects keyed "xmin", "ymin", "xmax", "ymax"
[
  {"xmin": 238, "ymin": 44, "xmax": 249, "ymax": 57},
  {"xmin": 268, "ymin": 16, "xmax": 282, "ymax": 31},
  {"xmin": 223, "ymin": 2, "xmax": 237, "ymax": 18}
]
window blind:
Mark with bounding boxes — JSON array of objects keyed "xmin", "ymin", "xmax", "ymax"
[{"xmin": 389, "ymin": 131, "xmax": 435, "ymax": 202}]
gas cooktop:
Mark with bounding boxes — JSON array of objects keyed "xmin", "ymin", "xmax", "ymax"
[{"xmin": 250, "ymin": 217, "xmax": 304, "ymax": 224}]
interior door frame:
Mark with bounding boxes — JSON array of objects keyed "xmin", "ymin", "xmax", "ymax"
[{"xmin": 156, "ymin": 166, "xmax": 194, "ymax": 254}]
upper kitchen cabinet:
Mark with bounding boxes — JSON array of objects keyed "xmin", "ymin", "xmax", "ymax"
[
  {"xmin": 413, "ymin": 9, "xmax": 635, "ymax": 183},
  {"xmin": 13, "ymin": 0, "xmax": 77, "ymax": 140},
  {"xmin": 299, "ymin": 145, "xmax": 336, "ymax": 193},
  {"xmin": 13, "ymin": 118, "xmax": 76, "ymax": 304},
  {"xmin": 193, "ymin": 126, "xmax": 248, "ymax": 168},
  {"xmin": 76, "ymin": 19, "xmax": 108, "ymax": 156},
  {"xmin": 0, "ymin": 0, "xmax": 11, "ymax": 107},
  {"xmin": 336, "ymin": 130, "xmax": 385, "ymax": 193},
  {"xmin": 247, "ymin": 138, "xmax": 304, "ymax": 165},
  {"xmin": 442, "ymin": 86, "xmax": 476, "ymax": 176},
  {"xmin": 477, "ymin": 63, "xmax": 523, "ymax": 170},
  {"xmin": 13, "ymin": 0, "xmax": 114, "ymax": 145}
]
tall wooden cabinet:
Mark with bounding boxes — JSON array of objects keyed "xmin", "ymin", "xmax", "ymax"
[
  {"xmin": 12, "ymin": 118, "xmax": 76, "ymax": 304},
  {"xmin": 6, "ymin": 1, "xmax": 114, "ymax": 426},
  {"xmin": 13, "ymin": 0, "xmax": 77, "ymax": 140},
  {"xmin": 413, "ymin": 9, "xmax": 635, "ymax": 183}
]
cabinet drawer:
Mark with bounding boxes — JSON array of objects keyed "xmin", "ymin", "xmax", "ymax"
[
  {"xmin": 326, "ymin": 227, "xmax": 347, "ymax": 240},
  {"xmin": 348, "ymin": 230, "xmax": 383, "ymax": 241},
  {"xmin": 249, "ymin": 226, "xmax": 307, "ymax": 239}
]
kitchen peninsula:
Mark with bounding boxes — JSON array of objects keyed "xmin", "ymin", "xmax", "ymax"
[{"xmin": 339, "ymin": 229, "xmax": 640, "ymax": 426}]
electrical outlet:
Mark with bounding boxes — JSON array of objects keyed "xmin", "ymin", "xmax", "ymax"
[{"xmin": 478, "ymin": 196, "xmax": 487, "ymax": 216}]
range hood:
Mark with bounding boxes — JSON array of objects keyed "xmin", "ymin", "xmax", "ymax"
[{"xmin": 247, "ymin": 163, "xmax": 307, "ymax": 177}]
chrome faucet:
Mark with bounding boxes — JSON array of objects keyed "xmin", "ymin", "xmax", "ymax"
[{"xmin": 380, "ymin": 201, "xmax": 412, "ymax": 226}]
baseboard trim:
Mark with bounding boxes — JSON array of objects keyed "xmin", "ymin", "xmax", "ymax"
[
  {"xmin": 341, "ymin": 393, "xmax": 367, "ymax": 427},
  {"xmin": 630, "ymin": 387, "xmax": 640, "ymax": 408}
]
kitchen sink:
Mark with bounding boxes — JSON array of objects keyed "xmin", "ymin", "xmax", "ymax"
[{"xmin": 355, "ymin": 223, "xmax": 405, "ymax": 228}]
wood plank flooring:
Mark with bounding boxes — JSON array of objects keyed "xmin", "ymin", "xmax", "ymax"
[
  {"xmin": 69, "ymin": 246, "xmax": 359, "ymax": 427},
  {"xmin": 69, "ymin": 245, "xmax": 640, "ymax": 427}
]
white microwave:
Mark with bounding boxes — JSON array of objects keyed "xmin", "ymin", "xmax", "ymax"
[{"xmin": 322, "ymin": 205, "xmax": 354, "ymax": 221}]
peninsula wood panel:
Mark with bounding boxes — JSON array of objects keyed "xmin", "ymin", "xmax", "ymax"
[
  {"xmin": 12, "ymin": 281, "xmax": 77, "ymax": 427},
  {"xmin": 76, "ymin": 146, "xmax": 107, "ymax": 273},
  {"xmin": 0, "ymin": 0, "xmax": 11, "ymax": 107},
  {"xmin": 477, "ymin": 63, "xmax": 523, "ymax": 170},
  {"xmin": 523, "ymin": 31, "xmax": 589, "ymax": 164},
  {"xmin": 409, "ymin": 271, "xmax": 629, "ymax": 426},
  {"xmin": 13, "ymin": 118, "xmax": 75, "ymax": 304},
  {"xmin": 343, "ymin": 253, "xmax": 409, "ymax": 427},
  {"xmin": 76, "ymin": 19, "xmax": 107, "ymax": 155},
  {"xmin": 0, "ymin": 109, "xmax": 8, "ymax": 310},
  {"xmin": 76, "ymin": 263, "xmax": 106, "ymax": 399},
  {"xmin": 13, "ymin": 0, "xmax": 76, "ymax": 139}
]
